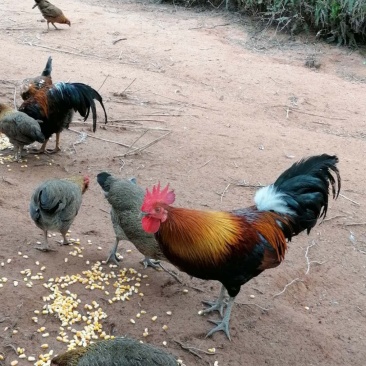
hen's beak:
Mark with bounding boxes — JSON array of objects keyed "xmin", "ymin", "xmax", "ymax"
[{"xmin": 140, "ymin": 212, "xmax": 148, "ymax": 218}]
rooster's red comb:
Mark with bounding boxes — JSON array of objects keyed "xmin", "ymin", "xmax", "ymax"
[{"xmin": 141, "ymin": 182, "xmax": 175, "ymax": 211}]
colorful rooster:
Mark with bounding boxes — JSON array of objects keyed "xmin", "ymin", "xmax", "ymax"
[
  {"xmin": 19, "ymin": 81, "xmax": 107, "ymax": 153},
  {"xmin": 141, "ymin": 154, "xmax": 341, "ymax": 339}
]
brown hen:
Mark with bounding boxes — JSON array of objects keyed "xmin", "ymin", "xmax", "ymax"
[{"xmin": 33, "ymin": 0, "xmax": 71, "ymax": 31}]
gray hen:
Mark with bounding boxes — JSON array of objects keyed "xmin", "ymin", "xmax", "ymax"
[
  {"xmin": 97, "ymin": 172, "xmax": 180, "ymax": 282},
  {"xmin": 51, "ymin": 337, "xmax": 178, "ymax": 365},
  {"xmin": 0, "ymin": 103, "xmax": 44, "ymax": 161},
  {"xmin": 30, "ymin": 176, "xmax": 89, "ymax": 251}
]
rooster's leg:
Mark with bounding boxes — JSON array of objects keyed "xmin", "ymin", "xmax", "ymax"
[
  {"xmin": 205, "ymin": 296, "xmax": 234, "ymax": 341},
  {"xmin": 200, "ymin": 285, "xmax": 228, "ymax": 317},
  {"xmin": 29, "ymin": 140, "xmax": 49, "ymax": 154},
  {"xmin": 46, "ymin": 133, "xmax": 61, "ymax": 154},
  {"xmin": 105, "ymin": 239, "xmax": 122, "ymax": 265},
  {"xmin": 144, "ymin": 259, "xmax": 182, "ymax": 283}
]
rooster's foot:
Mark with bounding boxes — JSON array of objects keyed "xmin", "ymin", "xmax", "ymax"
[
  {"xmin": 201, "ymin": 299, "xmax": 228, "ymax": 317},
  {"xmin": 105, "ymin": 251, "xmax": 122, "ymax": 265},
  {"xmin": 28, "ymin": 148, "xmax": 47, "ymax": 155},
  {"xmin": 45, "ymin": 147, "xmax": 61, "ymax": 154},
  {"xmin": 206, "ymin": 318, "xmax": 231, "ymax": 341}
]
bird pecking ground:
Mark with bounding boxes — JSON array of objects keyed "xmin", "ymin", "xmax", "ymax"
[{"xmin": 0, "ymin": 0, "xmax": 366, "ymax": 365}]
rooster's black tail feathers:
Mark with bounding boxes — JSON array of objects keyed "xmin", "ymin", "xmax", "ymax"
[
  {"xmin": 41, "ymin": 56, "xmax": 53, "ymax": 77},
  {"xmin": 51, "ymin": 82, "xmax": 108, "ymax": 132},
  {"xmin": 274, "ymin": 154, "xmax": 341, "ymax": 235}
]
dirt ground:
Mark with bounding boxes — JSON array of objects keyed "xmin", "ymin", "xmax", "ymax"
[{"xmin": 0, "ymin": 0, "xmax": 366, "ymax": 365}]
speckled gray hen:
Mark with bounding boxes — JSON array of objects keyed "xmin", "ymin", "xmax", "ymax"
[
  {"xmin": 30, "ymin": 176, "xmax": 89, "ymax": 251},
  {"xmin": 51, "ymin": 337, "xmax": 178, "ymax": 366},
  {"xmin": 0, "ymin": 103, "xmax": 44, "ymax": 161},
  {"xmin": 97, "ymin": 172, "xmax": 180, "ymax": 281}
]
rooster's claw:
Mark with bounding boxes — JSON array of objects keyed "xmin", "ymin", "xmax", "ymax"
[{"xmin": 206, "ymin": 318, "xmax": 231, "ymax": 341}]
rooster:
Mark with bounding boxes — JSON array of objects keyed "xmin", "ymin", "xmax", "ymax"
[
  {"xmin": 33, "ymin": 0, "xmax": 71, "ymax": 31},
  {"xmin": 20, "ymin": 56, "xmax": 53, "ymax": 101},
  {"xmin": 97, "ymin": 172, "xmax": 181, "ymax": 282},
  {"xmin": 19, "ymin": 81, "xmax": 108, "ymax": 153},
  {"xmin": 51, "ymin": 337, "xmax": 177, "ymax": 365},
  {"xmin": 0, "ymin": 103, "xmax": 44, "ymax": 161},
  {"xmin": 141, "ymin": 154, "xmax": 341, "ymax": 340},
  {"xmin": 30, "ymin": 175, "xmax": 89, "ymax": 251}
]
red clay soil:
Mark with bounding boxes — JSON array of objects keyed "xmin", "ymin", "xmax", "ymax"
[{"xmin": 0, "ymin": 0, "xmax": 365, "ymax": 365}]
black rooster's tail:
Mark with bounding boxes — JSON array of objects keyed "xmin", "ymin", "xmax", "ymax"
[
  {"xmin": 50, "ymin": 82, "xmax": 108, "ymax": 132},
  {"xmin": 255, "ymin": 154, "xmax": 341, "ymax": 236},
  {"xmin": 41, "ymin": 56, "xmax": 52, "ymax": 77},
  {"xmin": 97, "ymin": 172, "xmax": 112, "ymax": 192}
]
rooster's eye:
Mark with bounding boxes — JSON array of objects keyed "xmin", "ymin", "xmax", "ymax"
[{"xmin": 155, "ymin": 207, "xmax": 161, "ymax": 213}]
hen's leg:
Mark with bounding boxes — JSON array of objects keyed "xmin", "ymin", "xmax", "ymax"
[
  {"xmin": 35, "ymin": 230, "xmax": 55, "ymax": 252},
  {"xmin": 46, "ymin": 132, "xmax": 61, "ymax": 154},
  {"xmin": 57, "ymin": 230, "xmax": 71, "ymax": 246},
  {"xmin": 105, "ymin": 238, "xmax": 122, "ymax": 265},
  {"xmin": 205, "ymin": 296, "xmax": 234, "ymax": 341},
  {"xmin": 14, "ymin": 147, "xmax": 21, "ymax": 162},
  {"xmin": 142, "ymin": 259, "xmax": 182, "ymax": 283},
  {"xmin": 141, "ymin": 257, "xmax": 161, "ymax": 269},
  {"xmin": 52, "ymin": 22, "xmax": 59, "ymax": 30},
  {"xmin": 200, "ymin": 285, "xmax": 228, "ymax": 317}
]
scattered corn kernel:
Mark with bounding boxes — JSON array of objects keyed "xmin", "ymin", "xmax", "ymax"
[
  {"xmin": 166, "ymin": 311, "xmax": 172, "ymax": 315},
  {"xmin": 183, "ymin": 289, "xmax": 188, "ymax": 293},
  {"xmin": 162, "ymin": 325, "xmax": 168, "ymax": 331},
  {"xmin": 130, "ymin": 319, "xmax": 135, "ymax": 324},
  {"xmin": 151, "ymin": 316, "xmax": 157, "ymax": 321},
  {"xmin": 11, "ymin": 361, "xmax": 18, "ymax": 365},
  {"xmin": 208, "ymin": 348, "xmax": 216, "ymax": 353}
]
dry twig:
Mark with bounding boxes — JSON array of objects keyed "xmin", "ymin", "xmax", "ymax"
[
  {"xmin": 98, "ymin": 74, "xmax": 109, "ymax": 92},
  {"xmin": 67, "ymin": 128, "xmax": 129, "ymax": 148},
  {"xmin": 282, "ymin": 107, "xmax": 347, "ymax": 121},
  {"xmin": 323, "ymin": 214, "xmax": 347, "ymax": 222},
  {"xmin": 305, "ymin": 241, "xmax": 326, "ymax": 275},
  {"xmin": 112, "ymin": 38, "xmax": 127, "ymax": 45},
  {"xmin": 119, "ymin": 131, "xmax": 172, "ymax": 157},
  {"xmin": 174, "ymin": 340, "xmax": 216, "ymax": 359},
  {"xmin": 339, "ymin": 193, "xmax": 360, "ymax": 206},
  {"xmin": 345, "ymin": 222, "xmax": 366, "ymax": 227},
  {"xmin": 273, "ymin": 278, "xmax": 301, "ymax": 298},
  {"xmin": 220, "ymin": 183, "xmax": 231, "ymax": 202},
  {"xmin": 123, "ymin": 130, "xmax": 149, "ymax": 156}
]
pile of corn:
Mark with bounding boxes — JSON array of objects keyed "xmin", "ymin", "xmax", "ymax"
[
  {"xmin": 0, "ymin": 133, "xmax": 13, "ymax": 165},
  {"xmin": 2, "ymin": 238, "xmax": 155, "ymax": 366}
]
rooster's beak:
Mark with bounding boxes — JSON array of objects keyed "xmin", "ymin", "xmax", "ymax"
[{"xmin": 140, "ymin": 212, "xmax": 148, "ymax": 218}]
